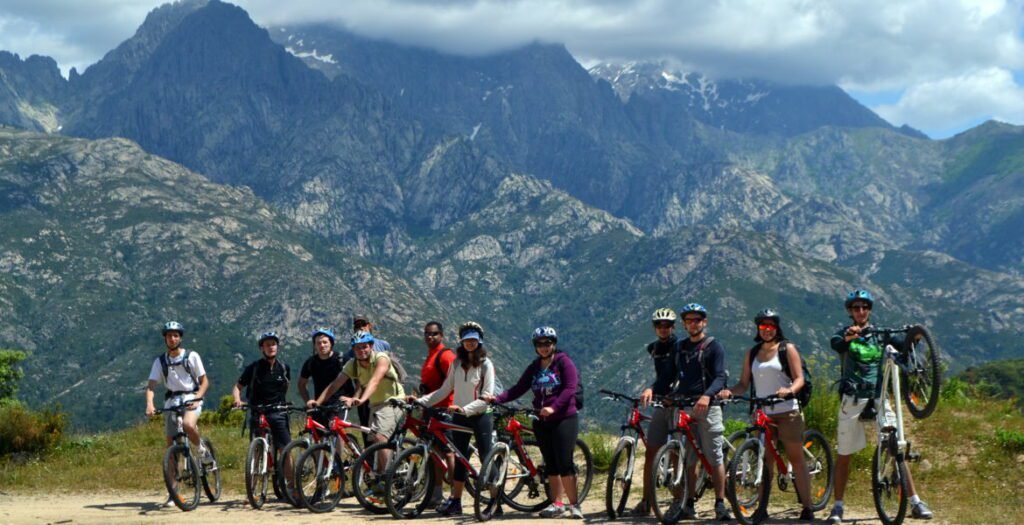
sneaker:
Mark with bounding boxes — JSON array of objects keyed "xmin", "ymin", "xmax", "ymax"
[
  {"xmin": 162, "ymin": 497, "xmax": 175, "ymax": 508},
  {"xmin": 494, "ymin": 504, "xmax": 504, "ymax": 517},
  {"xmin": 714, "ymin": 500, "xmax": 732, "ymax": 521},
  {"xmin": 828, "ymin": 503, "xmax": 844, "ymax": 524},
  {"xmin": 630, "ymin": 499, "xmax": 651, "ymax": 516},
  {"xmin": 567, "ymin": 503, "xmax": 584, "ymax": 519},
  {"xmin": 435, "ymin": 496, "xmax": 453, "ymax": 513},
  {"xmin": 667, "ymin": 498, "xmax": 694, "ymax": 520},
  {"xmin": 540, "ymin": 503, "xmax": 568, "ymax": 518},
  {"xmin": 799, "ymin": 507, "xmax": 815, "ymax": 521},
  {"xmin": 440, "ymin": 498, "xmax": 463, "ymax": 516},
  {"xmin": 911, "ymin": 501, "xmax": 934, "ymax": 520}
]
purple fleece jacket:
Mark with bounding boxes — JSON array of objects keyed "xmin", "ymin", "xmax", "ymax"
[{"xmin": 494, "ymin": 351, "xmax": 578, "ymax": 420}]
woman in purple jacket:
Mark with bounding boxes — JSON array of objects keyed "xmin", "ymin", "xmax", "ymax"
[{"xmin": 482, "ymin": 326, "xmax": 583, "ymax": 519}]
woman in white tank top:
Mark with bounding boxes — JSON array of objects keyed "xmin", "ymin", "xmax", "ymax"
[{"xmin": 718, "ymin": 309, "xmax": 815, "ymax": 521}]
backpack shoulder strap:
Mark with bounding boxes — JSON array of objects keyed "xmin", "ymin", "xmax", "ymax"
[
  {"xmin": 432, "ymin": 348, "xmax": 453, "ymax": 375},
  {"xmin": 776, "ymin": 340, "xmax": 792, "ymax": 379}
]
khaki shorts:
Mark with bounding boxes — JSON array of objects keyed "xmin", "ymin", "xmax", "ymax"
[
  {"xmin": 768, "ymin": 410, "xmax": 805, "ymax": 444},
  {"xmin": 837, "ymin": 395, "xmax": 896, "ymax": 456},
  {"xmin": 164, "ymin": 405, "xmax": 202, "ymax": 437},
  {"xmin": 369, "ymin": 403, "xmax": 402, "ymax": 438},
  {"xmin": 647, "ymin": 406, "xmax": 675, "ymax": 450},
  {"xmin": 682, "ymin": 405, "xmax": 725, "ymax": 467}
]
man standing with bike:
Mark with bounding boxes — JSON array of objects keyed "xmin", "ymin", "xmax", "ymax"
[
  {"xmin": 298, "ymin": 328, "xmax": 349, "ymax": 427},
  {"xmin": 145, "ymin": 321, "xmax": 213, "ymax": 506},
  {"xmin": 651, "ymin": 303, "xmax": 732, "ymax": 521},
  {"xmin": 636, "ymin": 308, "xmax": 681, "ymax": 517},
  {"xmin": 827, "ymin": 290, "xmax": 933, "ymax": 524},
  {"xmin": 418, "ymin": 321, "xmax": 457, "ymax": 510},
  {"xmin": 232, "ymin": 331, "xmax": 294, "ymax": 486}
]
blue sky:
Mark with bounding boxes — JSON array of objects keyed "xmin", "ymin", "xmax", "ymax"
[{"xmin": 1, "ymin": 0, "xmax": 1022, "ymax": 139}]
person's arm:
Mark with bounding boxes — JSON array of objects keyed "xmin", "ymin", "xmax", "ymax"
[
  {"xmin": 492, "ymin": 362, "xmax": 534, "ymax": 404},
  {"xmin": 145, "ymin": 379, "xmax": 159, "ymax": 416},
  {"xmin": 702, "ymin": 342, "xmax": 728, "ymax": 398},
  {"xmin": 721, "ymin": 350, "xmax": 751, "ymax": 398},
  {"xmin": 232, "ymin": 364, "xmax": 252, "ymax": 407},
  {"xmin": 546, "ymin": 356, "xmax": 578, "ymax": 417},
  {"xmin": 352, "ymin": 355, "xmax": 391, "ymax": 406},
  {"xmin": 192, "ymin": 374, "xmax": 209, "ymax": 408},
  {"xmin": 463, "ymin": 360, "xmax": 495, "ymax": 416},
  {"xmin": 780, "ymin": 343, "xmax": 805, "ymax": 397},
  {"xmin": 419, "ymin": 358, "xmax": 456, "ymax": 407},
  {"xmin": 232, "ymin": 382, "xmax": 244, "ymax": 407},
  {"xmin": 831, "ymin": 327, "xmax": 853, "ymax": 353}
]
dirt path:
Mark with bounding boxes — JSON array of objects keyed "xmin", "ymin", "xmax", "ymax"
[{"xmin": 0, "ymin": 490, "xmax": 937, "ymax": 524}]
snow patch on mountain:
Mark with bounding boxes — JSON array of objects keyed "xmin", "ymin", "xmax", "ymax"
[{"xmin": 285, "ymin": 46, "xmax": 337, "ymax": 65}]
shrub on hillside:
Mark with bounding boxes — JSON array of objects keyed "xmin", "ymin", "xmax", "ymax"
[
  {"xmin": 994, "ymin": 429, "xmax": 1024, "ymax": 454},
  {"xmin": 581, "ymin": 432, "xmax": 614, "ymax": 472},
  {"xmin": 802, "ymin": 377, "xmax": 838, "ymax": 440},
  {"xmin": 0, "ymin": 401, "xmax": 67, "ymax": 456}
]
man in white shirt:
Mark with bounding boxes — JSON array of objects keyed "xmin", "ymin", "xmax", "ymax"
[{"xmin": 144, "ymin": 321, "xmax": 211, "ymax": 460}]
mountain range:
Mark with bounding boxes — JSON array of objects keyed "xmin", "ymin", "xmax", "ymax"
[{"xmin": 0, "ymin": 0, "xmax": 1021, "ymax": 430}]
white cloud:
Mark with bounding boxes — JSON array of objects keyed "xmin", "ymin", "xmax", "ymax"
[{"xmin": 873, "ymin": 68, "xmax": 1024, "ymax": 135}]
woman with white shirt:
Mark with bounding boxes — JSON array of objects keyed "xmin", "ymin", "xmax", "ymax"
[
  {"xmin": 718, "ymin": 309, "xmax": 814, "ymax": 522},
  {"xmin": 413, "ymin": 321, "xmax": 497, "ymax": 517}
]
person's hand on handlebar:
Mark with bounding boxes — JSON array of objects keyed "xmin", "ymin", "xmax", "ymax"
[
  {"xmin": 640, "ymin": 388, "xmax": 654, "ymax": 407},
  {"xmin": 538, "ymin": 406, "xmax": 555, "ymax": 418},
  {"xmin": 717, "ymin": 388, "xmax": 733, "ymax": 400},
  {"xmin": 844, "ymin": 325, "xmax": 863, "ymax": 341},
  {"xmin": 775, "ymin": 387, "xmax": 794, "ymax": 399},
  {"xmin": 693, "ymin": 395, "xmax": 711, "ymax": 418},
  {"xmin": 145, "ymin": 403, "xmax": 156, "ymax": 417},
  {"xmin": 480, "ymin": 394, "xmax": 496, "ymax": 403},
  {"xmin": 448, "ymin": 405, "xmax": 465, "ymax": 414}
]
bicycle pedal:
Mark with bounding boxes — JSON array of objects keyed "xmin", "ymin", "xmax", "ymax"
[{"xmin": 907, "ymin": 452, "xmax": 922, "ymax": 462}]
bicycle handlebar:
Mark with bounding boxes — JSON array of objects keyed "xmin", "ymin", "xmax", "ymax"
[
  {"xmin": 653, "ymin": 394, "xmax": 725, "ymax": 408},
  {"xmin": 152, "ymin": 397, "xmax": 204, "ymax": 416},
  {"xmin": 599, "ymin": 389, "xmax": 641, "ymax": 404},
  {"xmin": 730, "ymin": 394, "xmax": 794, "ymax": 407},
  {"xmin": 489, "ymin": 403, "xmax": 540, "ymax": 420},
  {"xmin": 236, "ymin": 402, "xmax": 294, "ymax": 413}
]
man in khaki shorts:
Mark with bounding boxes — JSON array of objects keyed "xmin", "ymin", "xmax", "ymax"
[
  {"xmin": 827, "ymin": 289, "xmax": 933, "ymax": 524},
  {"xmin": 309, "ymin": 331, "xmax": 405, "ymax": 466}
]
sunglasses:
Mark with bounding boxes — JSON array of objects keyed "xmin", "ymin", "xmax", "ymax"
[
  {"xmin": 423, "ymin": 331, "xmax": 442, "ymax": 337},
  {"xmin": 758, "ymin": 323, "xmax": 778, "ymax": 331},
  {"xmin": 683, "ymin": 317, "xmax": 705, "ymax": 324},
  {"xmin": 849, "ymin": 305, "xmax": 871, "ymax": 311},
  {"xmin": 654, "ymin": 322, "xmax": 674, "ymax": 329}
]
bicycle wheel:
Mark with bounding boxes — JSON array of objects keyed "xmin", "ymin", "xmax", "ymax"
[
  {"xmin": 244, "ymin": 438, "xmax": 269, "ymax": 509},
  {"xmin": 353, "ymin": 440, "xmax": 404, "ymax": 514},
  {"xmin": 384, "ymin": 445, "xmax": 435, "ymax": 519},
  {"xmin": 802, "ymin": 429, "xmax": 834, "ymax": 511},
  {"xmin": 650, "ymin": 440, "xmax": 686, "ymax": 524},
  {"xmin": 475, "ymin": 443, "xmax": 509, "ymax": 521},
  {"xmin": 727, "ymin": 439, "xmax": 770, "ymax": 525},
  {"xmin": 872, "ymin": 433, "xmax": 909, "ymax": 525},
  {"xmin": 605, "ymin": 438, "xmax": 635, "ymax": 520},
  {"xmin": 296, "ymin": 442, "xmax": 345, "ymax": 513},
  {"xmin": 163, "ymin": 444, "xmax": 201, "ymax": 511},
  {"xmin": 277, "ymin": 437, "xmax": 310, "ymax": 507},
  {"xmin": 199, "ymin": 437, "xmax": 221, "ymax": 502},
  {"xmin": 573, "ymin": 438, "xmax": 594, "ymax": 503},
  {"xmin": 502, "ymin": 440, "xmax": 551, "ymax": 512},
  {"xmin": 902, "ymin": 325, "xmax": 941, "ymax": 419}
]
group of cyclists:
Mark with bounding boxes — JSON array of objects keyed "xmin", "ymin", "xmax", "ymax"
[{"xmin": 145, "ymin": 289, "xmax": 935, "ymax": 523}]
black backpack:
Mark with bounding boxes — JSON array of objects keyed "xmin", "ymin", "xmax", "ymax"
[
  {"xmin": 746, "ymin": 340, "xmax": 813, "ymax": 408},
  {"xmin": 158, "ymin": 350, "xmax": 199, "ymax": 398}
]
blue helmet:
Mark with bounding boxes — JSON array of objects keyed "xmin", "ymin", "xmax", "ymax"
[
  {"xmin": 680, "ymin": 303, "xmax": 708, "ymax": 319},
  {"xmin": 351, "ymin": 330, "xmax": 375, "ymax": 348},
  {"xmin": 532, "ymin": 326, "xmax": 558, "ymax": 343},
  {"xmin": 258, "ymin": 331, "xmax": 279, "ymax": 347},
  {"xmin": 845, "ymin": 289, "xmax": 874, "ymax": 308},
  {"xmin": 162, "ymin": 321, "xmax": 184, "ymax": 336},
  {"xmin": 311, "ymin": 328, "xmax": 336, "ymax": 345}
]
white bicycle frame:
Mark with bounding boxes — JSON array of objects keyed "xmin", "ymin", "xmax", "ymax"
[{"xmin": 878, "ymin": 343, "xmax": 907, "ymax": 452}]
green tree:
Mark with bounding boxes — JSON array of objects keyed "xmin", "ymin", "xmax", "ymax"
[{"xmin": 0, "ymin": 349, "xmax": 27, "ymax": 400}]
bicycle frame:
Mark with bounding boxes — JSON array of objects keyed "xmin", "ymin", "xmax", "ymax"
[
  {"xmin": 879, "ymin": 344, "xmax": 908, "ymax": 452},
  {"xmin": 422, "ymin": 414, "xmax": 479, "ymax": 477},
  {"xmin": 664, "ymin": 398, "xmax": 717, "ymax": 477}
]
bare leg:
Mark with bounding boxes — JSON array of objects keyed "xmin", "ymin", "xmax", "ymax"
[{"xmin": 784, "ymin": 439, "xmax": 812, "ymax": 510}]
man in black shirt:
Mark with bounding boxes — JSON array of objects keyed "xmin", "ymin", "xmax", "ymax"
[
  {"xmin": 636, "ymin": 308, "xmax": 680, "ymax": 516},
  {"xmin": 298, "ymin": 328, "xmax": 349, "ymax": 427},
  {"xmin": 232, "ymin": 331, "xmax": 292, "ymax": 454}
]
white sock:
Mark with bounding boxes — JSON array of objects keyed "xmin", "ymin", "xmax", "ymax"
[{"xmin": 910, "ymin": 495, "xmax": 921, "ymax": 505}]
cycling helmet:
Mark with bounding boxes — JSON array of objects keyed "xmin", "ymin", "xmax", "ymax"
[
  {"xmin": 258, "ymin": 331, "xmax": 279, "ymax": 347},
  {"xmin": 754, "ymin": 309, "xmax": 780, "ymax": 325},
  {"xmin": 459, "ymin": 321, "xmax": 485, "ymax": 340},
  {"xmin": 652, "ymin": 308, "xmax": 677, "ymax": 324},
  {"xmin": 351, "ymin": 330, "xmax": 375, "ymax": 347},
  {"xmin": 162, "ymin": 321, "xmax": 184, "ymax": 336},
  {"xmin": 311, "ymin": 328, "xmax": 336, "ymax": 345},
  {"xmin": 845, "ymin": 289, "xmax": 874, "ymax": 308},
  {"xmin": 680, "ymin": 303, "xmax": 708, "ymax": 319},
  {"xmin": 532, "ymin": 326, "xmax": 558, "ymax": 343}
]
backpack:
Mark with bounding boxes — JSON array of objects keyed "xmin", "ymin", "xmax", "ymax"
[
  {"xmin": 158, "ymin": 350, "xmax": 199, "ymax": 397},
  {"xmin": 746, "ymin": 340, "xmax": 813, "ymax": 408}
]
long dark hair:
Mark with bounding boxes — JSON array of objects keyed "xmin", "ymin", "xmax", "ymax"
[{"xmin": 457, "ymin": 342, "xmax": 487, "ymax": 370}]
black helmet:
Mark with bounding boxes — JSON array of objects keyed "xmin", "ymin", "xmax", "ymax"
[
  {"xmin": 754, "ymin": 308, "xmax": 785, "ymax": 342},
  {"xmin": 754, "ymin": 309, "xmax": 780, "ymax": 325}
]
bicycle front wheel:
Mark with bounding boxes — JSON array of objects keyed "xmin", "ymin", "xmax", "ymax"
[
  {"xmin": 802, "ymin": 429, "xmax": 834, "ymax": 511},
  {"xmin": 650, "ymin": 440, "xmax": 686, "ymax": 524},
  {"xmin": 163, "ymin": 444, "xmax": 201, "ymax": 511},
  {"xmin": 502, "ymin": 440, "xmax": 551, "ymax": 512},
  {"xmin": 475, "ymin": 443, "xmax": 509, "ymax": 521},
  {"xmin": 244, "ymin": 439, "xmax": 269, "ymax": 509},
  {"xmin": 296, "ymin": 442, "xmax": 345, "ymax": 513},
  {"xmin": 902, "ymin": 324, "xmax": 941, "ymax": 419},
  {"xmin": 573, "ymin": 438, "xmax": 594, "ymax": 503},
  {"xmin": 199, "ymin": 437, "xmax": 221, "ymax": 502},
  {"xmin": 278, "ymin": 437, "xmax": 310, "ymax": 507},
  {"xmin": 872, "ymin": 434, "xmax": 909, "ymax": 525},
  {"xmin": 384, "ymin": 445, "xmax": 435, "ymax": 519},
  {"xmin": 605, "ymin": 438, "xmax": 635, "ymax": 520},
  {"xmin": 353, "ymin": 440, "xmax": 404, "ymax": 514},
  {"xmin": 727, "ymin": 438, "xmax": 770, "ymax": 525}
]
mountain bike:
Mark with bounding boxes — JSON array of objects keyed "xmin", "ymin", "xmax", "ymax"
[
  {"xmin": 862, "ymin": 327, "xmax": 929, "ymax": 525},
  {"xmin": 878, "ymin": 324, "xmax": 941, "ymax": 419},
  {"xmin": 295, "ymin": 406, "xmax": 371, "ymax": 513},
  {"xmin": 383, "ymin": 399, "xmax": 492, "ymax": 519},
  {"xmin": 726, "ymin": 395, "xmax": 833, "ymax": 524},
  {"xmin": 351, "ymin": 398, "xmax": 427, "ymax": 514},
  {"xmin": 474, "ymin": 403, "xmax": 594, "ymax": 521},
  {"xmin": 600, "ymin": 389, "xmax": 746, "ymax": 520},
  {"xmin": 648, "ymin": 395, "xmax": 741, "ymax": 524},
  {"xmin": 277, "ymin": 404, "xmax": 339, "ymax": 507},
  {"xmin": 239, "ymin": 402, "xmax": 293, "ymax": 509},
  {"xmin": 153, "ymin": 397, "xmax": 220, "ymax": 511}
]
